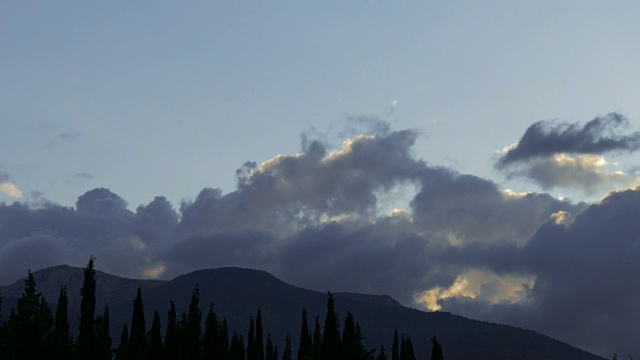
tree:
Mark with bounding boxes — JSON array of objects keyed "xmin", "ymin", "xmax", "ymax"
[
  {"xmin": 341, "ymin": 312, "xmax": 373, "ymax": 360},
  {"xmin": 391, "ymin": 330, "xmax": 399, "ymax": 360},
  {"xmin": 128, "ymin": 287, "xmax": 147, "ymax": 360},
  {"xmin": 400, "ymin": 335, "xmax": 415, "ymax": 360},
  {"xmin": 254, "ymin": 309, "xmax": 265, "ymax": 360},
  {"xmin": 377, "ymin": 345, "xmax": 389, "ymax": 360},
  {"xmin": 430, "ymin": 335, "xmax": 443, "ymax": 360},
  {"xmin": 186, "ymin": 284, "xmax": 203, "ymax": 360},
  {"xmin": 282, "ymin": 335, "xmax": 292, "ymax": 360},
  {"xmin": 114, "ymin": 323, "xmax": 129, "ymax": 360},
  {"xmin": 221, "ymin": 318, "xmax": 230, "ymax": 357},
  {"xmin": 265, "ymin": 334, "xmax": 274, "ymax": 360},
  {"xmin": 5, "ymin": 270, "xmax": 54, "ymax": 359},
  {"xmin": 51, "ymin": 286, "xmax": 72, "ymax": 360},
  {"xmin": 203, "ymin": 302, "xmax": 220, "ymax": 360},
  {"xmin": 229, "ymin": 332, "xmax": 246, "ymax": 360},
  {"xmin": 296, "ymin": 309, "xmax": 312, "ymax": 360},
  {"xmin": 95, "ymin": 306, "xmax": 112, "ymax": 360},
  {"xmin": 164, "ymin": 301, "xmax": 179, "ymax": 360},
  {"xmin": 320, "ymin": 293, "xmax": 340, "ymax": 360},
  {"xmin": 77, "ymin": 256, "xmax": 97, "ymax": 360},
  {"xmin": 312, "ymin": 316, "xmax": 322, "ymax": 360},
  {"xmin": 148, "ymin": 311, "xmax": 163, "ymax": 360},
  {"xmin": 0, "ymin": 295, "xmax": 5, "ymax": 359},
  {"xmin": 247, "ymin": 316, "xmax": 255, "ymax": 360}
]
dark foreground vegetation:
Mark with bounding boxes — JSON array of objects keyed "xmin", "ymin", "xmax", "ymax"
[{"xmin": 0, "ymin": 258, "xmax": 445, "ymax": 360}]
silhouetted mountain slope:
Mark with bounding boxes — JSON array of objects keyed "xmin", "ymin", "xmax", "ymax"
[{"xmin": 1, "ymin": 266, "xmax": 604, "ymax": 360}]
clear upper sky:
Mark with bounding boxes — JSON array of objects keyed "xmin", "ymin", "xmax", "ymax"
[{"xmin": 3, "ymin": 1, "xmax": 640, "ymax": 207}]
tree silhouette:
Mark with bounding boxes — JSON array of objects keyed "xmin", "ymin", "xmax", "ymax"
[
  {"xmin": 95, "ymin": 306, "xmax": 112, "ymax": 360},
  {"xmin": 5, "ymin": 270, "xmax": 54, "ymax": 359},
  {"xmin": 297, "ymin": 309, "xmax": 312, "ymax": 360},
  {"xmin": 77, "ymin": 256, "xmax": 97, "ymax": 360},
  {"xmin": 186, "ymin": 284, "xmax": 203, "ymax": 360},
  {"xmin": 312, "ymin": 316, "xmax": 322, "ymax": 360},
  {"xmin": 164, "ymin": 301, "xmax": 179, "ymax": 360},
  {"xmin": 203, "ymin": 302, "xmax": 220, "ymax": 360},
  {"xmin": 391, "ymin": 330, "xmax": 399, "ymax": 360},
  {"xmin": 247, "ymin": 316, "xmax": 255, "ymax": 360},
  {"xmin": 430, "ymin": 335, "xmax": 443, "ymax": 360},
  {"xmin": 148, "ymin": 311, "xmax": 163, "ymax": 360},
  {"xmin": 128, "ymin": 287, "xmax": 147, "ymax": 360},
  {"xmin": 320, "ymin": 292, "xmax": 341, "ymax": 360},
  {"xmin": 283, "ymin": 334, "xmax": 292, "ymax": 360},
  {"xmin": 377, "ymin": 345, "xmax": 389, "ymax": 360},
  {"xmin": 255, "ymin": 309, "xmax": 265, "ymax": 360},
  {"xmin": 114, "ymin": 323, "xmax": 129, "ymax": 360},
  {"xmin": 51, "ymin": 286, "xmax": 72, "ymax": 360}
]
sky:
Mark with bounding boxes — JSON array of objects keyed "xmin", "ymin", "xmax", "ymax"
[{"xmin": 2, "ymin": 1, "xmax": 640, "ymax": 357}]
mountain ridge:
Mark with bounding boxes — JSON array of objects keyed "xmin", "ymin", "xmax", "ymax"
[{"xmin": 0, "ymin": 265, "xmax": 605, "ymax": 360}]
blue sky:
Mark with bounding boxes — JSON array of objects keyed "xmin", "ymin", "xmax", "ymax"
[
  {"xmin": 3, "ymin": 1, "xmax": 640, "ymax": 207},
  {"xmin": 3, "ymin": 2, "xmax": 640, "ymax": 356}
]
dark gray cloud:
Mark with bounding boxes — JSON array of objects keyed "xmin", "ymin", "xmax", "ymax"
[
  {"xmin": 497, "ymin": 113, "xmax": 640, "ymax": 167},
  {"xmin": 1, "ymin": 122, "xmax": 638, "ymax": 356},
  {"xmin": 496, "ymin": 113, "xmax": 640, "ymax": 192}
]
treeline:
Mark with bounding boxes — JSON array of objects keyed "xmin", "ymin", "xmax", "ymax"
[{"xmin": 0, "ymin": 258, "xmax": 445, "ymax": 360}]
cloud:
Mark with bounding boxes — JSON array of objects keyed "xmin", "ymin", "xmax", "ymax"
[
  {"xmin": 1, "ymin": 119, "xmax": 640, "ymax": 356},
  {"xmin": 75, "ymin": 172, "xmax": 95, "ymax": 180},
  {"xmin": 496, "ymin": 113, "xmax": 640, "ymax": 193},
  {"xmin": 505, "ymin": 153, "xmax": 638, "ymax": 193},
  {"xmin": 497, "ymin": 113, "xmax": 640, "ymax": 167},
  {"xmin": 0, "ymin": 173, "xmax": 23, "ymax": 199}
]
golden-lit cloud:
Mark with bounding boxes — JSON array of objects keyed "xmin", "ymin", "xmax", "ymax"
[
  {"xmin": 0, "ymin": 181, "xmax": 23, "ymax": 199},
  {"xmin": 143, "ymin": 264, "xmax": 166, "ymax": 279},
  {"xmin": 414, "ymin": 270, "xmax": 536, "ymax": 311}
]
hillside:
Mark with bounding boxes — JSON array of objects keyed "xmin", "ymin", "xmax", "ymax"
[{"xmin": 0, "ymin": 266, "xmax": 605, "ymax": 360}]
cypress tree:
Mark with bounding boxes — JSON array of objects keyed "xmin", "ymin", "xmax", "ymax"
[
  {"xmin": 128, "ymin": 287, "xmax": 147, "ymax": 360},
  {"xmin": 77, "ymin": 256, "xmax": 97, "ymax": 360},
  {"xmin": 430, "ymin": 335, "xmax": 443, "ymax": 360},
  {"xmin": 404, "ymin": 337, "xmax": 415, "ymax": 360},
  {"xmin": 341, "ymin": 311, "xmax": 357, "ymax": 359},
  {"xmin": 6, "ymin": 270, "xmax": 54, "ymax": 359},
  {"xmin": 220, "ymin": 318, "xmax": 230, "ymax": 357},
  {"xmin": 254, "ymin": 309, "xmax": 265, "ymax": 360},
  {"xmin": 115, "ymin": 323, "xmax": 129, "ymax": 360},
  {"xmin": 273, "ymin": 346, "xmax": 279, "ymax": 360},
  {"xmin": 203, "ymin": 302, "xmax": 219, "ymax": 360},
  {"xmin": 229, "ymin": 332, "xmax": 246, "ymax": 360},
  {"xmin": 186, "ymin": 284, "xmax": 203, "ymax": 360},
  {"xmin": 377, "ymin": 345, "xmax": 389, "ymax": 360},
  {"xmin": 247, "ymin": 317, "xmax": 255, "ymax": 360},
  {"xmin": 178, "ymin": 312, "xmax": 189, "ymax": 360},
  {"xmin": 51, "ymin": 286, "xmax": 72, "ymax": 360},
  {"xmin": 265, "ymin": 333, "xmax": 274, "ymax": 360},
  {"xmin": 0, "ymin": 295, "xmax": 5, "ymax": 359},
  {"xmin": 296, "ymin": 309, "xmax": 312, "ymax": 360},
  {"xmin": 164, "ymin": 301, "xmax": 179, "ymax": 360},
  {"xmin": 95, "ymin": 306, "xmax": 112, "ymax": 360},
  {"xmin": 148, "ymin": 311, "xmax": 163, "ymax": 360},
  {"xmin": 320, "ymin": 293, "xmax": 340, "ymax": 360},
  {"xmin": 391, "ymin": 330, "xmax": 399, "ymax": 360},
  {"xmin": 341, "ymin": 312, "xmax": 371, "ymax": 360},
  {"xmin": 282, "ymin": 335, "xmax": 292, "ymax": 360},
  {"xmin": 311, "ymin": 316, "xmax": 322, "ymax": 360}
]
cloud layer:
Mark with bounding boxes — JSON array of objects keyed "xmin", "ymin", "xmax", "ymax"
[{"xmin": 1, "ymin": 121, "xmax": 638, "ymax": 356}]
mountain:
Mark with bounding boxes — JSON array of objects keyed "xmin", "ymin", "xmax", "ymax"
[{"xmin": 0, "ymin": 265, "xmax": 604, "ymax": 360}]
